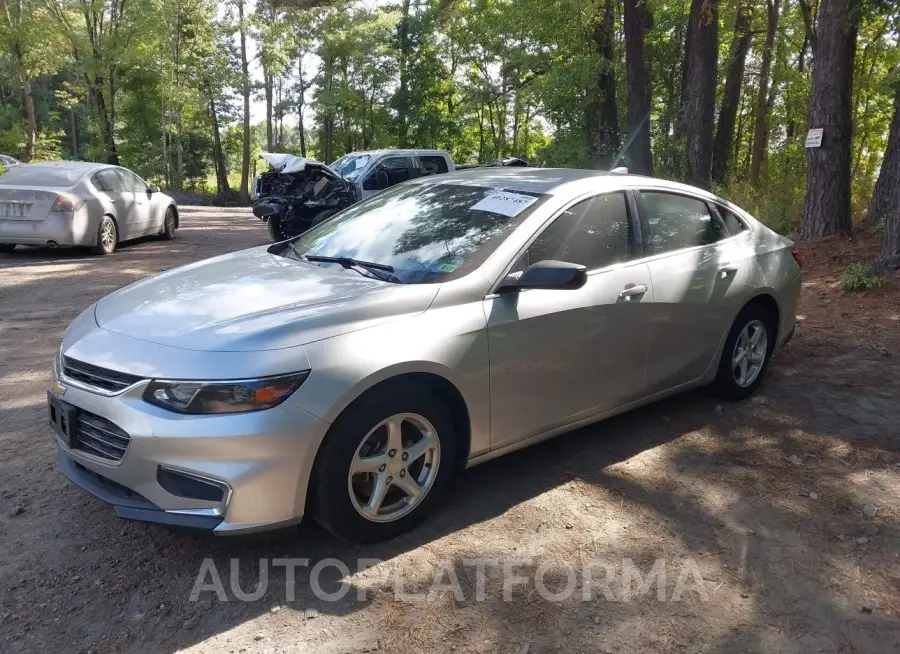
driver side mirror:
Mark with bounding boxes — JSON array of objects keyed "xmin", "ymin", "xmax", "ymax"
[
  {"xmin": 498, "ymin": 260, "xmax": 588, "ymax": 292},
  {"xmin": 147, "ymin": 183, "xmax": 160, "ymax": 194}
]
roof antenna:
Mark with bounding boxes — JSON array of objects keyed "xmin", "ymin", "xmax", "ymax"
[{"xmin": 610, "ymin": 166, "xmax": 629, "ymax": 174}]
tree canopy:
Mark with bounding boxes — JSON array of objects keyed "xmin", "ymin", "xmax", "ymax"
[{"xmin": 0, "ymin": 0, "xmax": 898, "ymax": 250}]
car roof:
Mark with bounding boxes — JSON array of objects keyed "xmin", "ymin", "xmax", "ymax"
[
  {"xmin": 22, "ymin": 160, "xmax": 108, "ymax": 173},
  {"xmin": 416, "ymin": 167, "xmax": 722, "ymax": 200},
  {"xmin": 346, "ymin": 149, "xmax": 450, "ymax": 157}
]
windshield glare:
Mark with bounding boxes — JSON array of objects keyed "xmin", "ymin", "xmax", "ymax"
[
  {"xmin": 331, "ymin": 154, "xmax": 371, "ymax": 180},
  {"xmin": 289, "ymin": 182, "xmax": 547, "ymax": 284}
]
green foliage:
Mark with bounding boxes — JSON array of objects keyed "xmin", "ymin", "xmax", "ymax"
[
  {"xmin": 840, "ymin": 262, "xmax": 885, "ymax": 292},
  {"xmin": 0, "ymin": 0, "xmax": 893, "ymax": 209}
]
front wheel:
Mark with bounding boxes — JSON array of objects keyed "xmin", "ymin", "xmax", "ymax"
[
  {"xmin": 711, "ymin": 303, "xmax": 776, "ymax": 401},
  {"xmin": 311, "ymin": 383, "xmax": 457, "ymax": 543},
  {"xmin": 266, "ymin": 214, "xmax": 297, "ymax": 242},
  {"xmin": 92, "ymin": 216, "xmax": 117, "ymax": 255}
]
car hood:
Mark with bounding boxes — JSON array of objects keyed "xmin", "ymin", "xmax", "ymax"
[{"xmin": 94, "ymin": 246, "xmax": 439, "ymax": 352}]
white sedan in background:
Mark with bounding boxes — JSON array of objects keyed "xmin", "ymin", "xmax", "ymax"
[{"xmin": 0, "ymin": 161, "xmax": 178, "ymax": 255}]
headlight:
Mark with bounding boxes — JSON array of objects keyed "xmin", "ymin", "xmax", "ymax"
[{"xmin": 144, "ymin": 372, "xmax": 309, "ymax": 414}]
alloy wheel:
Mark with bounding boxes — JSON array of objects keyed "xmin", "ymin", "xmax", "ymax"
[
  {"xmin": 347, "ymin": 413, "xmax": 441, "ymax": 523},
  {"xmin": 100, "ymin": 220, "xmax": 115, "ymax": 250},
  {"xmin": 732, "ymin": 319, "xmax": 767, "ymax": 387}
]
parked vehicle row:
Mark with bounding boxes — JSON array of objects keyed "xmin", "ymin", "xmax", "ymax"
[
  {"xmin": 49, "ymin": 166, "xmax": 802, "ymax": 544},
  {"xmin": 0, "ymin": 161, "xmax": 178, "ymax": 255}
]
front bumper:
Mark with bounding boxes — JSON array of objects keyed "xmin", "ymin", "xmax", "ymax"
[
  {"xmin": 0, "ymin": 210, "xmax": 95, "ymax": 246},
  {"xmin": 50, "ymin": 375, "xmax": 331, "ymax": 535}
]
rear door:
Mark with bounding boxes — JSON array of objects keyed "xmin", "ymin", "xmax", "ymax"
[
  {"xmin": 635, "ymin": 189, "xmax": 753, "ymax": 393},
  {"xmin": 485, "ymin": 191, "xmax": 652, "ymax": 449}
]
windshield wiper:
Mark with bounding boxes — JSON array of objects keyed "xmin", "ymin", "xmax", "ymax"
[{"xmin": 303, "ymin": 254, "xmax": 397, "ymax": 282}]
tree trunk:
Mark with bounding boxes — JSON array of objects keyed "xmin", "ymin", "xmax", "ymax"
[
  {"xmin": 396, "ymin": 0, "xmax": 412, "ymax": 148},
  {"xmin": 623, "ymin": 0, "xmax": 653, "ymax": 175},
  {"xmin": 237, "ymin": 0, "xmax": 251, "ymax": 204},
  {"xmin": 585, "ymin": 0, "xmax": 620, "ymax": 169},
  {"xmin": 712, "ymin": 0, "xmax": 753, "ymax": 184},
  {"xmin": 750, "ymin": 0, "xmax": 781, "ymax": 185},
  {"xmin": 870, "ymin": 83, "xmax": 899, "ymax": 253},
  {"xmin": 323, "ymin": 54, "xmax": 334, "ymax": 163},
  {"xmin": 682, "ymin": 0, "xmax": 718, "ymax": 189},
  {"xmin": 786, "ymin": 34, "xmax": 808, "ymax": 140},
  {"xmin": 90, "ymin": 80, "xmax": 119, "ymax": 165},
  {"xmin": 800, "ymin": 0, "xmax": 859, "ymax": 240},
  {"xmin": 297, "ymin": 49, "xmax": 306, "ymax": 157},
  {"xmin": 209, "ymin": 98, "xmax": 231, "ymax": 196},
  {"xmin": 264, "ymin": 72, "xmax": 274, "ymax": 151},
  {"xmin": 69, "ymin": 107, "xmax": 78, "ymax": 159},
  {"xmin": 11, "ymin": 43, "xmax": 36, "ymax": 162}
]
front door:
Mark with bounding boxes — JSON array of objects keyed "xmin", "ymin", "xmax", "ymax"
[
  {"xmin": 485, "ymin": 191, "xmax": 653, "ymax": 450},
  {"xmin": 116, "ymin": 169, "xmax": 153, "ymax": 236},
  {"xmin": 91, "ymin": 168, "xmax": 130, "ymax": 233}
]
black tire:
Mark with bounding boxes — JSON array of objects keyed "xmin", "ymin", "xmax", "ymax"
[
  {"xmin": 311, "ymin": 382, "xmax": 458, "ymax": 543},
  {"xmin": 160, "ymin": 207, "xmax": 177, "ymax": 240},
  {"xmin": 266, "ymin": 215, "xmax": 291, "ymax": 242},
  {"xmin": 0, "ymin": 244, "xmax": 15, "ymax": 253},
  {"xmin": 711, "ymin": 302, "xmax": 777, "ymax": 401},
  {"xmin": 92, "ymin": 216, "xmax": 117, "ymax": 255}
]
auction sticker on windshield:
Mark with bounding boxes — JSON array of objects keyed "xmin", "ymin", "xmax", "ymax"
[{"xmin": 471, "ymin": 190, "xmax": 539, "ymax": 217}]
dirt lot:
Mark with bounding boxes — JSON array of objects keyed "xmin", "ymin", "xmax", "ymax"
[{"xmin": 1, "ymin": 208, "xmax": 898, "ymax": 654}]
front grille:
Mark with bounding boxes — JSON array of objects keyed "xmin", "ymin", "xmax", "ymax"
[
  {"xmin": 74, "ymin": 411, "xmax": 131, "ymax": 461},
  {"xmin": 63, "ymin": 357, "xmax": 143, "ymax": 394}
]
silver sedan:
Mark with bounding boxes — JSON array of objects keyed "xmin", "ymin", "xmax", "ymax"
[
  {"xmin": 0, "ymin": 161, "xmax": 178, "ymax": 255},
  {"xmin": 49, "ymin": 168, "xmax": 801, "ymax": 542}
]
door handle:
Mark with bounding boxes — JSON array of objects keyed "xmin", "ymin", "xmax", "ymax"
[
  {"xmin": 719, "ymin": 263, "xmax": 738, "ymax": 278},
  {"xmin": 619, "ymin": 283, "xmax": 648, "ymax": 299}
]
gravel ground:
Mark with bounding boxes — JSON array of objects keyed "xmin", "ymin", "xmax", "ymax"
[{"xmin": 0, "ymin": 208, "xmax": 898, "ymax": 653}]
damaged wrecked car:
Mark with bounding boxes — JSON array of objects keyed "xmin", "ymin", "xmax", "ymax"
[
  {"xmin": 252, "ymin": 153, "xmax": 358, "ymax": 241},
  {"xmin": 253, "ymin": 150, "xmax": 456, "ymax": 242}
]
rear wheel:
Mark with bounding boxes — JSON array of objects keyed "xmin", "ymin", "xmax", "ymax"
[
  {"xmin": 92, "ymin": 216, "xmax": 117, "ymax": 255},
  {"xmin": 0, "ymin": 244, "xmax": 15, "ymax": 253},
  {"xmin": 311, "ymin": 383, "xmax": 457, "ymax": 543},
  {"xmin": 160, "ymin": 207, "xmax": 176, "ymax": 240},
  {"xmin": 711, "ymin": 303, "xmax": 776, "ymax": 401}
]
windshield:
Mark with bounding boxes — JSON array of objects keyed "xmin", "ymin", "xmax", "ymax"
[
  {"xmin": 331, "ymin": 153, "xmax": 372, "ymax": 180},
  {"xmin": 286, "ymin": 182, "xmax": 548, "ymax": 284},
  {"xmin": 0, "ymin": 165, "xmax": 85, "ymax": 187}
]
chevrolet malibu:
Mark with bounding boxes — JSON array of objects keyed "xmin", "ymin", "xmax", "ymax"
[{"xmin": 49, "ymin": 168, "xmax": 801, "ymax": 542}]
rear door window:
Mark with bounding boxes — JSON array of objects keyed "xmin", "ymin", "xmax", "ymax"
[
  {"xmin": 640, "ymin": 191, "xmax": 728, "ymax": 254},
  {"xmin": 420, "ymin": 155, "xmax": 449, "ymax": 175},
  {"xmin": 92, "ymin": 169, "xmax": 124, "ymax": 193}
]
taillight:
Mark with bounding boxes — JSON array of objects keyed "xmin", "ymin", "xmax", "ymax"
[
  {"xmin": 791, "ymin": 247, "xmax": 803, "ymax": 269},
  {"xmin": 51, "ymin": 193, "xmax": 86, "ymax": 213}
]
